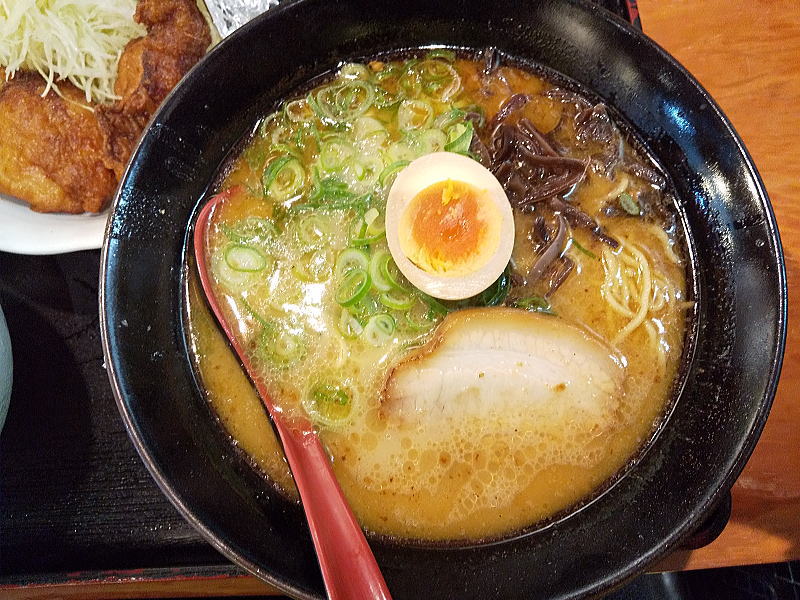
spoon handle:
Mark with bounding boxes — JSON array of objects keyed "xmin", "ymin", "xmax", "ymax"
[{"xmin": 270, "ymin": 410, "xmax": 393, "ymax": 600}]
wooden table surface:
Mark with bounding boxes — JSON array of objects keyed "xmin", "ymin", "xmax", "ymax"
[{"xmin": 6, "ymin": 1, "xmax": 799, "ymax": 598}]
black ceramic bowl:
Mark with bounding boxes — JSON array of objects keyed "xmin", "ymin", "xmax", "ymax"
[{"xmin": 100, "ymin": 1, "xmax": 787, "ymax": 598}]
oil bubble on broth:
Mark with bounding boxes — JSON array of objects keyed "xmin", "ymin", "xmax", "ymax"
[{"xmin": 187, "ymin": 51, "xmax": 691, "ymax": 542}]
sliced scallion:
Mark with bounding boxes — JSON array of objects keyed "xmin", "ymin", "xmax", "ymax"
[
  {"xmin": 263, "ymin": 156, "xmax": 305, "ymax": 201},
  {"xmin": 369, "ymin": 249, "xmax": 393, "ymax": 292},
  {"xmin": 293, "ymin": 249, "xmax": 332, "ymax": 282},
  {"xmin": 513, "ymin": 296, "xmax": 555, "ymax": 315},
  {"xmin": 363, "ymin": 313, "xmax": 396, "ymax": 346},
  {"xmin": 397, "ymin": 99, "xmax": 434, "ymax": 130},
  {"xmin": 619, "ymin": 192, "xmax": 640, "ymax": 216},
  {"xmin": 338, "ymin": 63, "xmax": 370, "ymax": 81},
  {"xmin": 295, "ymin": 214, "xmax": 331, "ymax": 247},
  {"xmin": 403, "ymin": 298, "xmax": 440, "ymax": 331},
  {"xmin": 335, "ymin": 248, "xmax": 370, "ymax": 279},
  {"xmin": 380, "ymin": 289, "xmax": 415, "ymax": 311},
  {"xmin": 416, "ymin": 128, "xmax": 448, "ymax": 153},
  {"xmin": 224, "ymin": 244, "xmax": 268, "ymax": 272},
  {"xmin": 424, "ymin": 49, "xmax": 456, "ymax": 62},
  {"xmin": 337, "ymin": 307, "xmax": 364, "ymax": 339},
  {"xmin": 379, "ymin": 160, "xmax": 410, "ymax": 186},
  {"xmin": 320, "ymin": 139, "xmax": 355, "ymax": 171},
  {"xmin": 570, "ymin": 238, "xmax": 598, "ymax": 259},
  {"xmin": 303, "ymin": 381, "xmax": 352, "ymax": 426},
  {"xmin": 444, "ymin": 121, "xmax": 474, "ymax": 155},
  {"xmin": 285, "ymin": 98, "xmax": 314, "ymax": 123},
  {"xmin": 314, "ymin": 80, "xmax": 375, "ymax": 123},
  {"xmin": 335, "ymin": 268, "xmax": 371, "ymax": 307},
  {"xmin": 259, "ymin": 324, "xmax": 305, "ymax": 366}
]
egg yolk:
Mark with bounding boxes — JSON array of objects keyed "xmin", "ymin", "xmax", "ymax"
[{"xmin": 401, "ymin": 179, "xmax": 499, "ymax": 276}]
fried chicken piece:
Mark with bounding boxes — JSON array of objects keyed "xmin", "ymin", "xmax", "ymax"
[
  {"xmin": 98, "ymin": 0, "xmax": 211, "ymax": 179},
  {"xmin": 0, "ymin": 74, "xmax": 116, "ymax": 213},
  {"xmin": 0, "ymin": 0, "xmax": 210, "ymax": 213}
]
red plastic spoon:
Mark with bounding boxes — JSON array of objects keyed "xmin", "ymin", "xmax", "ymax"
[{"xmin": 193, "ymin": 190, "xmax": 393, "ymax": 600}]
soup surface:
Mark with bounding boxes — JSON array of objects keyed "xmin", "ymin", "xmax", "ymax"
[{"xmin": 187, "ymin": 52, "xmax": 691, "ymax": 541}]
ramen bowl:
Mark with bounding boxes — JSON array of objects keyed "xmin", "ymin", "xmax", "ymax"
[{"xmin": 100, "ymin": 1, "xmax": 786, "ymax": 598}]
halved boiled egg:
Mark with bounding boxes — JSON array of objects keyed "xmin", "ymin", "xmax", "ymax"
[{"xmin": 385, "ymin": 152, "xmax": 514, "ymax": 300}]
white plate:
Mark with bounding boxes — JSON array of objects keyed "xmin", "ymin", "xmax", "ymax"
[{"xmin": 0, "ymin": 192, "xmax": 108, "ymax": 255}]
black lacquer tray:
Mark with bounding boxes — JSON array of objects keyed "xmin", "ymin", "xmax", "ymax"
[{"xmin": 1, "ymin": 2, "xmax": 729, "ymax": 593}]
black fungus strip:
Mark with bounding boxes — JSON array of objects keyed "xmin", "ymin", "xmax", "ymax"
[
  {"xmin": 469, "ymin": 134, "xmax": 492, "ymax": 168},
  {"xmin": 528, "ymin": 215, "xmax": 568, "ymax": 283},
  {"xmin": 488, "ymin": 94, "xmax": 531, "ymax": 131},
  {"xmin": 545, "ymin": 256, "xmax": 575, "ymax": 298},
  {"xmin": 532, "ymin": 215, "xmax": 550, "ymax": 245},
  {"xmin": 549, "ymin": 197, "xmax": 619, "ymax": 248},
  {"xmin": 481, "ymin": 47, "xmax": 501, "ymax": 78},
  {"xmin": 545, "ymin": 87, "xmax": 592, "ymax": 111},
  {"xmin": 489, "ymin": 123, "xmax": 516, "ymax": 164},
  {"xmin": 620, "ymin": 156, "xmax": 667, "ymax": 188},
  {"xmin": 488, "ymin": 118, "xmax": 589, "ymax": 210},
  {"xmin": 517, "ymin": 118, "xmax": 559, "ymax": 157}
]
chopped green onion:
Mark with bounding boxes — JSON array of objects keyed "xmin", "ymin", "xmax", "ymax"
[
  {"xmin": 347, "ymin": 293, "xmax": 380, "ymax": 321},
  {"xmin": 293, "ymin": 249, "xmax": 332, "ymax": 282},
  {"xmin": 363, "ymin": 313, "xmax": 396, "ymax": 346},
  {"xmin": 337, "ymin": 307, "xmax": 364, "ymax": 339},
  {"xmin": 295, "ymin": 214, "xmax": 331, "ymax": 247},
  {"xmin": 425, "ymin": 49, "xmax": 456, "ymax": 62},
  {"xmin": 313, "ymin": 80, "xmax": 375, "ymax": 123},
  {"xmin": 263, "ymin": 156, "xmax": 305, "ymax": 201},
  {"xmin": 444, "ymin": 121, "xmax": 474, "ymax": 155},
  {"xmin": 379, "ymin": 253, "xmax": 408, "ymax": 290},
  {"xmin": 335, "ymin": 248, "xmax": 370, "ymax": 279},
  {"xmin": 512, "ymin": 296, "xmax": 556, "ymax": 315},
  {"xmin": 397, "ymin": 99, "xmax": 434, "ymax": 130},
  {"xmin": 259, "ymin": 324, "xmax": 305, "ymax": 366},
  {"xmin": 220, "ymin": 216, "xmax": 277, "ymax": 243},
  {"xmin": 380, "ymin": 289, "xmax": 415, "ymax": 311},
  {"xmin": 336, "ymin": 268, "xmax": 371, "ymax": 306},
  {"xmin": 339, "ymin": 154, "xmax": 383, "ymax": 194},
  {"xmin": 320, "ymin": 139, "xmax": 355, "ymax": 170},
  {"xmin": 363, "ymin": 207, "xmax": 385, "ymax": 237},
  {"xmin": 570, "ymin": 238, "xmax": 598, "ymax": 259},
  {"xmin": 338, "ymin": 63, "xmax": 370, "ymax": 80},
  {"xmin": 403, "ymin": 297, "xmax": 442, "ymax": 331},
  {"xmin": 224, "ymin": 244, "xmax": 268, "ymax": 272},
  {"xmin": 618, "ymin": 192, "xmax": 640, "ymax": 216},
  {"xmin": 414, "ymin": 59, "xmax": 461, "ymax": 101},
  {"xmin": 239, "ymin": 295, "xmax": 270, "ymax": 328},
  {"xmin": 416, "ymin": 128, "xmax": 448, "ymax": 153},
  {"xmin": 352, "ymin": 116, "xmax": 387, "ymax": 141},
  {"xmin": 379, "ymin": 160, "xmax": 410, "ymax": 186},
  {"xmin": 417, "ymin": 291, "xmax": 449, "ymax": 317},
  {"xmin": 369, "ymin": 249, "xmax": 393, "ymax": 292},
  {"xmin": 373, "ymin": 85, "xmax": 402, "ymax": 109},
  {"xmin": 349, "ymin": 213, "xmax": 385, "ymax": 246},
  {"xmin": 285, "ymin": 98, "xmax": 314, "ymax": 123},
  {"xmin": 303, "ymin": 381, "xmax": 352, "ymax": 426},
  {"xmin": 212, "ymin": 252, "xmax": 258, "ymax": 292},
  {"xmin": 433, "ymin": 107, "xmax": 467, "ymax": 130},
  {"xmin": 386, "ymin": 141, "xmax": 417, "ymax": 163},
  {"xmin": 480, "ymin": 267, "xmax": 511, "ymax": 306}
]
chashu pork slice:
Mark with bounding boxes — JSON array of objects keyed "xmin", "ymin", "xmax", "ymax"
[{"xmin": 382, "ymin": 307, "xmax": 624, "ymax": 424}]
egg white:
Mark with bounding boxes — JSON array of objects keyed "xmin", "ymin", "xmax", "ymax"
[{"xmin": 385, "ymin": 152, "xmax": 515, "ymax": 300}]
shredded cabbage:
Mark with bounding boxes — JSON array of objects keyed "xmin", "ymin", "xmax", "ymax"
[{"xmin": 0, "ymin": 0, "xmax": 146, "ymax": 104}]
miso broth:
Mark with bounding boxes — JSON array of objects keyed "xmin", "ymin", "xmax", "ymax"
[{"xmin": 187, "ymin": 53, "xmax": 691, "ymax": 541}]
